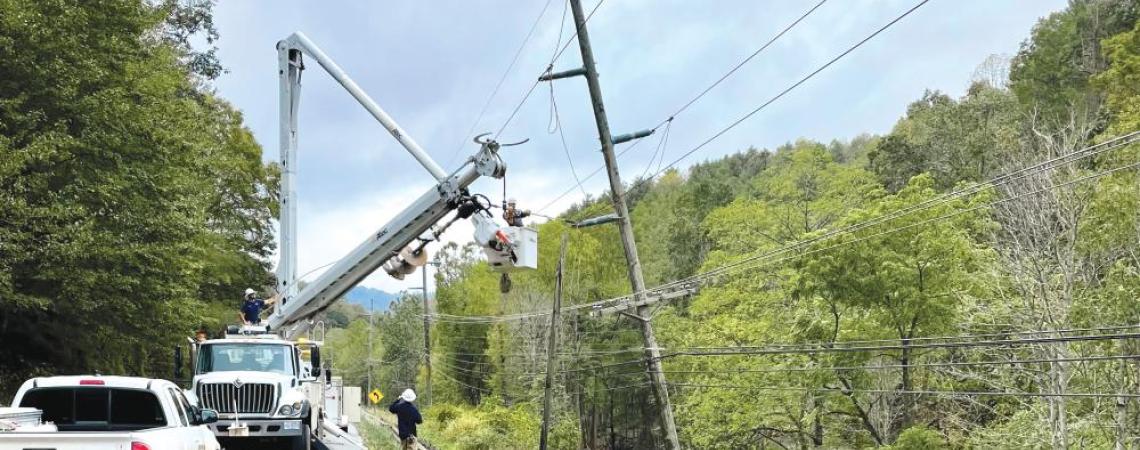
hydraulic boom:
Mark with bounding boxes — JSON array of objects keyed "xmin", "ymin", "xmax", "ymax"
[{"xmin": 270, "ymin": 32, "xmax": 535, "ymax": 336}]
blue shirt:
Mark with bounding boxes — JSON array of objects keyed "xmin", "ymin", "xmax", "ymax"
[{"xmin": 241, "ymin": 298, "xmax": 265, "ymax": 323}]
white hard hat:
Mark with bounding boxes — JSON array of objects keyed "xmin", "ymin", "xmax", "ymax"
[
  {"xmin": 400, "ymin": 389, "xmax": 417, "ymax": 402},
  {"xmin": 244, "ymin": 288, "xmax": 256, "ymax": 297},
  {"xmin": 507, "ymin": 198, "xmax": 517, "ymax": 205}
]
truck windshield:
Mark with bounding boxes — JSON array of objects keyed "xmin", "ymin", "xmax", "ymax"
[
  {"xmin": 18, "ymin": 387, "xmax": 166, "ymax": 431},
  {"xmin": 198, "ymin": 343, "xmax": 295, "ymax": 375}
]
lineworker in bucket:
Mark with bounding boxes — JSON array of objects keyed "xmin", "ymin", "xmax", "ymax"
[{"xmin": 503, "ymin": 198, "xmax": 531, "ymax": 227}]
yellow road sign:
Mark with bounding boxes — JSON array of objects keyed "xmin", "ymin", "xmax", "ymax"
[{"xmin": 369, "ymin": 389, "xmax": 383, "ymax": 404}]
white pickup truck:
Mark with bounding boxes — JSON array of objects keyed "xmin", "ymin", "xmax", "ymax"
[{"xmin": 0, "ymin": 375, "xmax": 222, "ymax": 450}]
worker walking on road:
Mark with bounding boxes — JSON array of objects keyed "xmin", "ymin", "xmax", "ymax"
[
  {"xmin": 239, "ymin": 288, "xmax": 274, "ymax": 325},
  {"xmin": 389, "ymin": 389, "xmax": 423, "ymax": 450}
]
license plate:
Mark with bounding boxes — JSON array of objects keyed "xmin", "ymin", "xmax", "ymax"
[{"xmin": 228, "ymin": 425, "xmax": 250, "ymax": 437}]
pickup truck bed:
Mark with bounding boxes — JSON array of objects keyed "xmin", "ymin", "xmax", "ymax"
[{"xmin": 0, "ymin": 375, "xmax": 221, "ymax": 450}]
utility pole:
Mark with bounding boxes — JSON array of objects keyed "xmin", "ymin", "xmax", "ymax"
[
  {"xmin": 559, "ymin": 1, "xmax": 682, "ymax": 447},
  {"xmin": 367, "ymin": 297, "xmax": 374, "ymax": 396},
  {"xmin": 540, "ymin": 233, "xmax": 568, "ymax": 450},
  {"xmin": 422, "ymin": 262, "xmax": 435, "ymax": 408}
]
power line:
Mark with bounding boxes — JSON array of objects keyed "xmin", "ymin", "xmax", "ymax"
[
  {"xmin": 551, "ymin": 328, "xmax": 1140, "ymax": 375},
  {"xmin": 549, "ymin": 77, "xmax": 590, "ymax": 197},
  {"xmin": 571, "ymin": 133, "xmax": 1140, "ymax": 317},
  {"xmin": 537, "ymin": 0, "xmax": 915, "ymax": 213},
  {"xmin": 434, "ymin": 133, "xmax": 1140, "ymax": 325},
  {"xmin": 603, "ymin": 354, "xmax": 1140, "ymax": 377},
  {"xmin": 667, "ymin": 384, "xmax": 1140, "ymax": 399},
  {"xmin": 493, "ymin": 0, "xmax": 608, "ymax": 140},
  {"xmin": 654, "ymin": 158, "xmax": 1140, "ymax": 298},
  {"xmin": 640, "ymin": 0, "xmax": 932, "ymax": 186},
  {"xmin": 433, "ymin": 364, "xmax": 495, "ymax": 394},
  {"xmin": 550, "ymin": 0, "xmax": 606, "ymax": 63},
  {"xmin": 447, "ymin": 0, "xmax": 557, "ymax": 166},
  {"xmin": 667, "ymin": 332, "xmax": 1140, "ymax": 357},
  {"xmin": 660, "ymin": 0, "xmax": 830, "ymax": 125}
]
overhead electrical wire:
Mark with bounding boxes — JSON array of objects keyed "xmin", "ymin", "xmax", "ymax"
[
  {"xmin": 547, "ymin": 328, "xmax": 1140, "ymax": 376},
  {"xmin": 642, "ymin": 0, "xmax": 931, "ymax": 183},
  {"xmin": 533, "ymin": 0, "xmax": 841, "ymax": 212},
  {"xmin": 548, "ymin": 77, "xmax": 590, "ymax": 197},
  {"xmin": 602, "ymin": 354, "xmax": 1140, "ymax": 377},
  {"xmin": 666, "ymin": 384, "xmax": 1140, "ymax": 399},
  {"xmin": 658, "ymin": 0, "xmax": 830, "ymax": 126},
  {"xmin": 570, "ymin": 132, "xmax": 1140, "ymax": 316},
  {"xmin": 494, "ymin": 0, "xmax": 608, "ymax": 140},
  {"xmin": 427, "ymin": 141, "xmax": 1140, "ymax": 324},
  {"xmin": 446, "ymin": 0, "xmax": 557, "ymax": 166}
]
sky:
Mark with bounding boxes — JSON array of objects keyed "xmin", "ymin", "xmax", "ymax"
[{"xmin": 209, "ymin": 0, "xmax": 1067, "ymax": 293}]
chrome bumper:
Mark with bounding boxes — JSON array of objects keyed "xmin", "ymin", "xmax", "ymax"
[{"xmin": 211, "ymin": 418, "xmax": 303, "ymax": 437}]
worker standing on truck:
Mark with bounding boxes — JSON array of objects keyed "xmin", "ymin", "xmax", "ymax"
[
  {"xmin": 389, "ymin": 389, "xmax": 422, "ymax": 450},
  {"xmin": 503, "ymin": 198, "xmax": 531, "ymax": 227},
  {"xmin": 239, "ymin": 288, "xmax": 273, "ymax": 325}
]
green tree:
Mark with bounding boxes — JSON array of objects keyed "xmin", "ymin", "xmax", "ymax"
[
  {"xmin": 1009, "ymin": 0, "xmax": 1139, "ymax": 129},
  {"xmin": 0, "ymin": 0, "xmax": 275, "ymax": 394},
  {"xmin": 869, "ymin": 85, "xmax": 1022, "ymax": 192}
]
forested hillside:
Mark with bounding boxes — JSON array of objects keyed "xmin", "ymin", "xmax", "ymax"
[
  {"xmin": 0, "ymin": 0, "xmax": 276, "ymax": 395},
  {"xmin": 329, "ymin": 1, "xmax": 1140, "ymax": 448}
]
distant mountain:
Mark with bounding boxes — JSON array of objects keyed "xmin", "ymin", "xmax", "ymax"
[{"xmin": 343, "ymin": 286, "xmax": 398, "ymax": 312}]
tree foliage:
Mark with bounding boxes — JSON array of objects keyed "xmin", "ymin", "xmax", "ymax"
[{"xmin": 0, "ymin": 0, "xmax": 275, "ymax": 395}]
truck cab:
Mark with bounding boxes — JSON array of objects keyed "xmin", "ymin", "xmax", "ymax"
[{"xmin": 189, "ymin": 325, "xmax": 318, "ymax": 450}]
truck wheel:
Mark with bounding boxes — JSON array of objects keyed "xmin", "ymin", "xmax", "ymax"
[{"xmin": 291, "ymin": 424, "xmax": 311, "ymax": 450}]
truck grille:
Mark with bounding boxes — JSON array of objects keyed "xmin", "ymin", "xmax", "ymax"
[{"xmin": 197, "ymin": 382, "xmax": 276, "ymax": 414}]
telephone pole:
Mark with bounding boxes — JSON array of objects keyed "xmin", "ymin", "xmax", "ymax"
[
  {"xmin": 422, "ymin": 261, "xmax": 437, "ymax": 408},
  {"xmin": 551, "ymin": 1, "xmax": 682, "ymax": 447},
  {"xmin": 540, "ymin": 233, "xmax": 569, "ymax": 450},
  {"xmin": 367, "ymin": 297, "xmax": 374, "ymax": 396}
]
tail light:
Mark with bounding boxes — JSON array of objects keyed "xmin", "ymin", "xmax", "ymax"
[
  {"xmin": 131, "ymin": 442, "xmax": 152, "ymax": 450},
  {"xmin": 79, "ymin": 379, "xmax": 105, "ymax": 385}
]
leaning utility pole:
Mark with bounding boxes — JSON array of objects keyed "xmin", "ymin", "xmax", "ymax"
[
  {"xmin": 422, "ymin": 262, "xmax": 435, "ymax": 408},
  {"xmin": 367, "ymin": 297, "xmax": 374, "ymax": 396},
  {"xmin": 557, "ymin": 1, "xmax": 682, "ymax": 447},
  {"xmin": 540, "ymin": 233, "xmax": 569, "ymax": 450}
]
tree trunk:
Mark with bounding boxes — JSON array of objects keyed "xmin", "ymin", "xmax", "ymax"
[{"xmin": 1049, "ymin": 345, "xmax": 1069, "ymax": 450}]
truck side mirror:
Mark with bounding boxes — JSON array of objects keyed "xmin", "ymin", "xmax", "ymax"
[
  {"xmin": 174, "ymin": 346, "xmax": 183, "ymax": 380},
  {"xmin": 196, "ymin": 408, "xmax": 219, "ymax": 425},
  {"xmin": 325, "ymin": 368, "xmax": 332, "ymax": 384},
  {"xmin": 310, "ymin": 346, "xmax": 321, "ymax": 375}
]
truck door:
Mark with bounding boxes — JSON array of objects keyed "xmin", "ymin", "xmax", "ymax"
[
  {"xmin": 175, "ymin": 388, "xmax": 219, "ymax": 450},
  {"xmin": 166, "ymin": 388, "xmax": 203, "ymax": 450}
]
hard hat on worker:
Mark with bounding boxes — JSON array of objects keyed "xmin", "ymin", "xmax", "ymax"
[
  {"xmin": 400, "ymin": 389, "xmax": 416, "ymax": 402},
  {"xmin": 244, "ymin": 288, "xmax": 256, "ymax": 298},
  {"xmin": 507, "ymin": 198, "xmax": 517, "ymax": 205}
]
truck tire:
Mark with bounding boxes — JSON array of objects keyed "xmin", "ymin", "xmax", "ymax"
[{"xmin": 291, "ymin": 424, "xmax": 311, "ymax": 450}]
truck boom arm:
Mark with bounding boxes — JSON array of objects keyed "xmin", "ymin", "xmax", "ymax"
[{"xmin": 271, "ymin": 32, "xmax": 516, "ymax": 335}]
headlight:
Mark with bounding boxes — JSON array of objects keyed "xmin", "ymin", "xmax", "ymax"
[{"xmin": 277, "ymin": 401, "xmax": 304, "ymax": 416}]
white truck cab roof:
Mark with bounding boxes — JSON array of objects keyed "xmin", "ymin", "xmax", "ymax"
[{"xmin": 16, "ymin": 375, "xmax": 178, "ymax": 393}]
